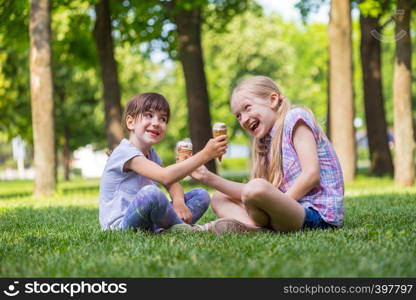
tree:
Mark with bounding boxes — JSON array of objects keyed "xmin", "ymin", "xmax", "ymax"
[
  {"xmin": 393, "ymin": 0, "xmax": 414, "ymax": 186},
  {"xmin": 169, "ymin": 0, "xmax": 254, "ymax": 173},
  {"xmin": 29, "ymin": 0, "xmax": 56, "ymax": 196},
  {"xmin": 359, "ymin": 3, "xmax": 393, "ymax": 176},
  {"xmin": 328, "ymin": 0, "xmax": 356, "ymax": 182},
  {"xmin": 203, "ymin": 10, "xmax": 329, "ymax": 133},
  {"xmin": 93, "ymin": 0, "xmax": 124, "ymax": 151},
  {"xmin": 170, "ymin": 3, "xmax": 216, "ymax": 172},
  {"xmin": 107, "ymin": 0, "xmax": 252, "ymax": 172}
]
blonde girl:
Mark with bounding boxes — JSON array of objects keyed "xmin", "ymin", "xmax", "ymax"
[{"xmin": 192, "ymin": 76, "xmax": 344, "ymax": 233}]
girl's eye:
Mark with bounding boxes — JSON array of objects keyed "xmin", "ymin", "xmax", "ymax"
[
  {"xmin": 144, "ymin": 112, "xmax": 153, "ymax": 118},
  {"xmin": 245, "ymin": 105, "xmax": 251, "ymax": 110},
  {"xmin": 160, "ymin": 117, "xmax": 167, "ymax": 123}
]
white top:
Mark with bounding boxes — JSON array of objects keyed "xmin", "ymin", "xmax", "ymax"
[{"xmin": 98, "ymin": 139, "xmax": 162, "ymax": 230}]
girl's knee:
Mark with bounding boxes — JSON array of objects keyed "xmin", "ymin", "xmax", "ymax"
[
  {"xmin": 241, "ymin": 178, "xmax": 270, "ymax": 205},
  {"xmin": 140, "ymin": 185, "xmax": 163, "ymax": 196},
  {"xmin": 193, "ymin": 188, "xmax": 211, "ymax": 206},
  {"xmin": 136, "ymin": 185, "xmax": 167, "ymax": 206},
  {"xmin": 211, "ymin": 191, "xmax": 234, "ymax": 215},
  {"xmin": 211, "ymin": 191, "xmax": 225, "ymax": 208}
]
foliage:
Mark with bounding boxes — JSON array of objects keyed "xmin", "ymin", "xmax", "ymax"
[
  {"xmin": 203, "ymin": 10, "xmax": 329, "ymax": 137},
  {"xmin": 0, "ymin": 0, "xmax": 31, "ymax": 140},
  {"xmin": 52, "ymin": 2, "xmax": 105, "ymax": 151},
  {"xmin": 0, "ymin": 0, "xmax": 104, "ymax": 151},
  {"xmin": 0, "ymin": 45, "xmax": 32, "ymax": 141},
  {"xmin": 218, "ymin": 157, "xmax": 249, "ymax": 171},
  {"xmin": 110, "ymin": 0, "xmax": 255, "ymax": 59},
  {"xmin": 0, "ymin": 0, "xmax": 414, "ymax": 169},
  {"xmin": 358, "ymin": 0, "xmax": 394, "ymax": 18},
  {"xmin": 295, "ymin": 0, "xmax": 328, "ymax": 24},
  {"xmin": 137, "ymin": 9, "xmax": 332, "ymax": 163}
]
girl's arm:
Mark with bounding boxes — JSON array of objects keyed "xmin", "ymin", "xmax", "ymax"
[
  {"xmin": 193, "ymin": 122, "xmax": 319, "ymax": 202},
  {"xmin": 166, "ymin": 182, "xmax": 184, "ymax": 203},
  {"xmin": 285, "ymin": 122, "xmax": 320, "ymax": 201},
  {"xmin": 191, "ymin": 166, "xmax": 245, "ymax": 200},
  {"xmin": 125, "ymin": 135, "xmax": 227, "ymax": 186},
  {"xmin": 166, "ymin": 182, "xmax": 192, "ymax": 223}
]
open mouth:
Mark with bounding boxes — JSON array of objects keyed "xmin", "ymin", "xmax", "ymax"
[
  {"xmin": 146, "ymin": 129, "xmax": 160, "ymax": 136},
  {"xmin": 249, "ymin": 120, "xmax": 259, "ymax": 132}
]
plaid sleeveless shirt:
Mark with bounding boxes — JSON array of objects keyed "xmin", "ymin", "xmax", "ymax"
[{"xmin": 270, "ymin": 108, "xmax": 344, "ymax": 226}]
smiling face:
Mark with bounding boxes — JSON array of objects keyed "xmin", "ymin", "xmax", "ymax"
[
  {"xmin": 127, "ymin": 109, "xmax": 168, "ymax": 150},
  {"xmin": 123, "ymin": 93, "xmax": 170, "ymax": 153},
  {"xmin": 231, "ymin": 92, "xmax": 279, "ymax": 139}
]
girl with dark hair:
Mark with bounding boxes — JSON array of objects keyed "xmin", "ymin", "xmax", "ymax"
[{"xmin": 99, "ymin": 93, "xmax": 227, "ymax": 233}]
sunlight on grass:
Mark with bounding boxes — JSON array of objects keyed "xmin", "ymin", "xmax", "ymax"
[
  {"xmin": 345, "ymin": 176, "xmax": 416, "ymax": 197},
  {"xmin": 1, "ymin": 175, "xmax": 415, "ymax": 277}
]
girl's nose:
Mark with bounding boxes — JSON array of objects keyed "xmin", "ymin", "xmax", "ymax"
[
  {"xmin": 241, "ymin": 113, "xmax": 249, "ymax": 126},
  {"xmin": 151, "ymin": 117, "xmax": 160, "ymax": 126}
]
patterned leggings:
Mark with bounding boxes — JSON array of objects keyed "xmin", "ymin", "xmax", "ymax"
[{"xmin": 120, "ymin": 185, "xmax": 210, "ymax": 232}]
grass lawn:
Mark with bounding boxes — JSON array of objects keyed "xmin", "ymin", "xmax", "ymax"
[{"xmin": 0, "ymin": 175, "xmax": 415, "ymax": 277}]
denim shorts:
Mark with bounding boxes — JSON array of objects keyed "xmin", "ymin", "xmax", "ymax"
[{"xmin": 302, "ymin": 207, "xmax": 334, "ymax": 230}]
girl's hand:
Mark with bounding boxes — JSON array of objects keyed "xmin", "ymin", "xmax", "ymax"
[
  {"xmin": 173, "ymin": 202, "xmax": 192, "ymax": 224},
  {"xmin": 190, "ymin": 165, "xmax": 209, "ymax": 183},
  {"xmin": 178, "ymin": 154, "xmax": 210, "ymax": 183},
  {"xmin": 203, "ymin": 135, "xmax": 227, "ymax": 160}
]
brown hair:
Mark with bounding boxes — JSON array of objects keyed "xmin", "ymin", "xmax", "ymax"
[
  {"xmin": 123, "ymin": 93, "xmax": 171, "ymax": 130},
  {"xmin": 231, "ymin": 76, "xmax": 291, "ymax": 187}
]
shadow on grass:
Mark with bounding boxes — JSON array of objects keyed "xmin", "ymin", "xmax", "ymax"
[
  {"xmin": 60, "ymin": 185, "xmax": 99, "ymax": 194},
  {"xmin": 0, "ymin": 185, "xmax": 100, "ymax": 200},
  {"xmin": 1, "ymin": 191, "xmax": 414, "ymax": 232},
  {"xmin": 0, "ymin": 191, "xmax": 33, "ymax": 199}
]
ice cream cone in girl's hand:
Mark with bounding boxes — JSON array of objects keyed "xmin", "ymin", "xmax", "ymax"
[
  {"xmin": 212, "ymin": 122, "xmax": 227, "ymax": 162},
  {"xmin": 176, "ymin": 139, "xmax": 193, "ymax": 162}
]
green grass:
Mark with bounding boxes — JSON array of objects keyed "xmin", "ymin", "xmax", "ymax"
[{"xmin": 0, "ymin": 175, "xmax": 415, "ymax": 277}]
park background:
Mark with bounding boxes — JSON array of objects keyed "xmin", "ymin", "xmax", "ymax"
[{"xmin": 0, "ymin": 0, "xmax": 415, "ymax": 277}]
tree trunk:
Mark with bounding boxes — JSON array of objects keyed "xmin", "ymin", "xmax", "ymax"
[
  {"xmin": 63, "ymin": 126, "xmax": 71, "ymax": 181},
  {"xmin": 93, "ymin": 0, "xmax": 124, "ymax": 151},
  {"xmin": 56, "ymin": 84, "xmax": 71, "ymax": 181},
  {"xmin": 173, "ymin": 7, "xmax": 216, "ymax": 173},
  {"xmin": 393, "ymin": 0, "xmax": 414, "ymax": 186},
  {"xmin": 29, "ymin": 0, "xmax": 56, "ymax": 196},
  {"xmin": 328, "ymin": 0, "xmax": 356, "ymax": 182},
  {"xmin": 359, "ymin": 14, "xmax": 393, "ymax": 176}
]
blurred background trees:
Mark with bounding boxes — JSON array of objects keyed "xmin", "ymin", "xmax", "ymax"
[
  {"xmin": 29, "ymin": 0, "xmax": 56, "ymax": 196},
  {"xmin": 359, "ymin": 0, "xmax": 394, "ymax": 176},
  {"xmin": 393, "ymin": 0, "xmax": 414, "ymax": 186},
  {"xmin": 0, "ymin": 0, "xmax": 414, "ymax": 195},
  {"xmin": 328, "ymin": 0, "xmax": 356, "ymax": 182}
]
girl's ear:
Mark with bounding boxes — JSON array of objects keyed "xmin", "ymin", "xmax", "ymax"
[
  {"xmin": 269, "ymin": 93, "xmax": 280, "ymax": 110},
  {"xmin": 126, "ymin": 115, "xmax": 135, "ymax": 130}
]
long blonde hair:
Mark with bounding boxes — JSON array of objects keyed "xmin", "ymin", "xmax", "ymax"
[{"xmin": 231, "ymin": 76, "xmax": 291, "ymax": 187}]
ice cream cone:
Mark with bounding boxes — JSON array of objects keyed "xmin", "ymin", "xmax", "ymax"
[
  {"xmin": 176, "ymin": 139, "xmax": 193, "ymax": 162},
  {"xmin": 212, "ymin": 122, "xmax": 227, "ymax": 162}
]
